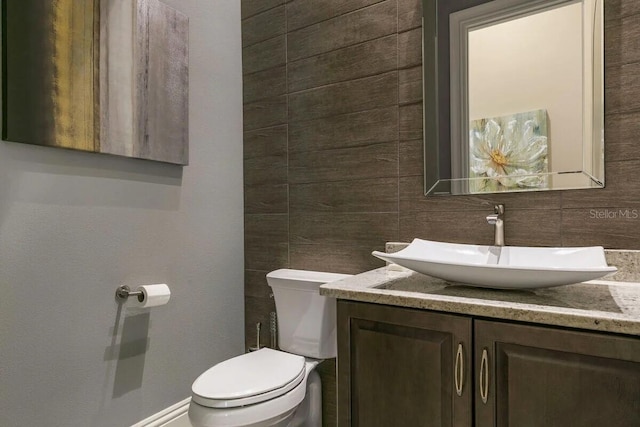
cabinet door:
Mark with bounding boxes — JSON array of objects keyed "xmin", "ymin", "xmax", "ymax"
[
  {"xmin": 475, "ymin": 320, "xmax": 640, "ymax": 427},
  {"xmin": 337, "ymin": 301, "xmax": 472, "ymax": 427}
]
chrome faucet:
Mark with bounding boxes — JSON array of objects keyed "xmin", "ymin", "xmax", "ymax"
[{"xmin": 486, "ymin": 204, "xmax": 505, "ymax": 246}]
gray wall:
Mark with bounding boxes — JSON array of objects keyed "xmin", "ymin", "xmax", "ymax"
[
  {"xmin": 0, "ymin": 1, "xmax": 244, "ymax": 426},
  {"xmin": 242, "ymin": 0, "xmax": 640, "ymax": 426}
]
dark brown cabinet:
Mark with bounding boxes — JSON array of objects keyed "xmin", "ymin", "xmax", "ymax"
[
  {"xmin": 337, "ymin": 300, "xmax": 640, "ymax": 427},
  {"xmin": 337, "ymin": 301, "xmax": 473, "ymax": 427},
  {"xmin": 475, "ymin": 320, "xmax": 640, "ymax": 427}
]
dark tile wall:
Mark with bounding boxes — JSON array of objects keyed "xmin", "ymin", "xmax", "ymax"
[{"xmin": 242, "ymin": 0, "xmax": 640, "ymax": 425}]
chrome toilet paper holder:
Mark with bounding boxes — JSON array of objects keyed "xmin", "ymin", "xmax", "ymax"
[{"xmin": 115, "ymin": 285, "xmax": 145, "ymax": 302}]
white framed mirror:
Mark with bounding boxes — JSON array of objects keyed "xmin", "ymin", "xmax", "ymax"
[{"xmin": 424, "ymin": 0, "xmax": 604, "ymax": 195}]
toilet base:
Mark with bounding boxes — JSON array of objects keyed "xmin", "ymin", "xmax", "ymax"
[
  {"xmin": 288, "ymin": 369, "xmax": 321, "ymax": 427},
  {"xmin": 189, "ymin": 401, "xmax": 297, "ymax": 427}
]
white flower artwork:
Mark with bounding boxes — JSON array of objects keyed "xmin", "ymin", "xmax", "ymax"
[{"xmin": 469, "ymin": 109, "xmax": 549, "ymax": 193}]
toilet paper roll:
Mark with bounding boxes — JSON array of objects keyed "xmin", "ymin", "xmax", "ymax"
[{"xmin": 132, "ymin": 284, "xmax": 171, "ymax": 308}]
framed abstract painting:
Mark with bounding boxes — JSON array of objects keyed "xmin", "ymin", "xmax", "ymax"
[{"xmin": 2, "ymin": 0, "xmax": 189, "ymax": 165}]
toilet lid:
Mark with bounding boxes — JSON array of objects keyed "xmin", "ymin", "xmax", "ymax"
[{"xmin": 191, "ymin": 348, "xmax": 306, "ymax": 408}]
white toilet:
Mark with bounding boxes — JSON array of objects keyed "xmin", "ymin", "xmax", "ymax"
[{"xmin": 188, "ymin": 269, "xmax": 352, "ymax": 427}]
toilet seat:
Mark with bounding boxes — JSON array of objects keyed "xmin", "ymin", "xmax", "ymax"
[{"xmin": 192, "ymin": 348, "xmax": 306, "ymax": 409}]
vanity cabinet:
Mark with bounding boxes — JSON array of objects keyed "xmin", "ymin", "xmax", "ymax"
[
  {"xmin": 475, "ymin": 320, "xmax": 640, "ymax": 427},
  {"xmin": 337, "ymin": 300, "xmax": 640, "ymax": 427},
  {"xmin": 337, "ymin": 301, "xmax": 473, "ymax": 427}
]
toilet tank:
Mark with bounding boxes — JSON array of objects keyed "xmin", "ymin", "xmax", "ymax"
[{"xmin": 266, "ymin": 269, "xmax": 352, "ymax": 359}]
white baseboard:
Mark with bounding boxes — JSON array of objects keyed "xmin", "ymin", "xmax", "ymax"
[{"xmin": 130, "ymin": 398, "xmax": 192, "ymax": 427}]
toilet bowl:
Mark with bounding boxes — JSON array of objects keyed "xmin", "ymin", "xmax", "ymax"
[
  {"xmin": 188, "ymin": 269, "xmax": 351, "ymax": 427},
  {"xmin": 189, "ymin": 349, "xmax": 321, "ymax": 427}
]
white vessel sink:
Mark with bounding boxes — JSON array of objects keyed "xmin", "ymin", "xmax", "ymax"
[{"xmin": 372, "ymin": 239, "xmax": 617, "ymax": 289}]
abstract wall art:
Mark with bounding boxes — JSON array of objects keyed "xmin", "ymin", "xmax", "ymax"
[{"xmin": 2, "ymin": 0, "xmax": 189, "ymax": 165}]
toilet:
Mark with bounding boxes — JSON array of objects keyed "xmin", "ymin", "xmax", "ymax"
[{"xmin": 188, "ymin": 269, "xmax": 352, "ymax": 427}]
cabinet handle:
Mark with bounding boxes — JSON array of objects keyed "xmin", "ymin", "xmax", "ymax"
[
  {"xmin": 480, "ymin": 348, "xmax": 489, "ymax": 404},
  {"xmin": 454, "ymin": 343, "xmax": 464, "ymax": 396}
]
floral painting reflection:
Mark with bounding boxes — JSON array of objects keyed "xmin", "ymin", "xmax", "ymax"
[{"xmin": 469, "ymin": 109, "xmax": 549, "ymax": 193}]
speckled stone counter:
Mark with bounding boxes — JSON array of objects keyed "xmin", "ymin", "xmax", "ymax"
[{"xmin": 319, "ymin": 267, "xmax": 640, "ymax": 336}]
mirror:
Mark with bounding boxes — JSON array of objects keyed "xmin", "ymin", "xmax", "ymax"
[{"xmin": 423, "ymin": 0, "xmax": 604, "ymax": 195}]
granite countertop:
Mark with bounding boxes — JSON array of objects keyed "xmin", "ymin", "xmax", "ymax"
[{"xmin": 319, "ymin": 266, "xmax": 640, "ymax": 336}]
